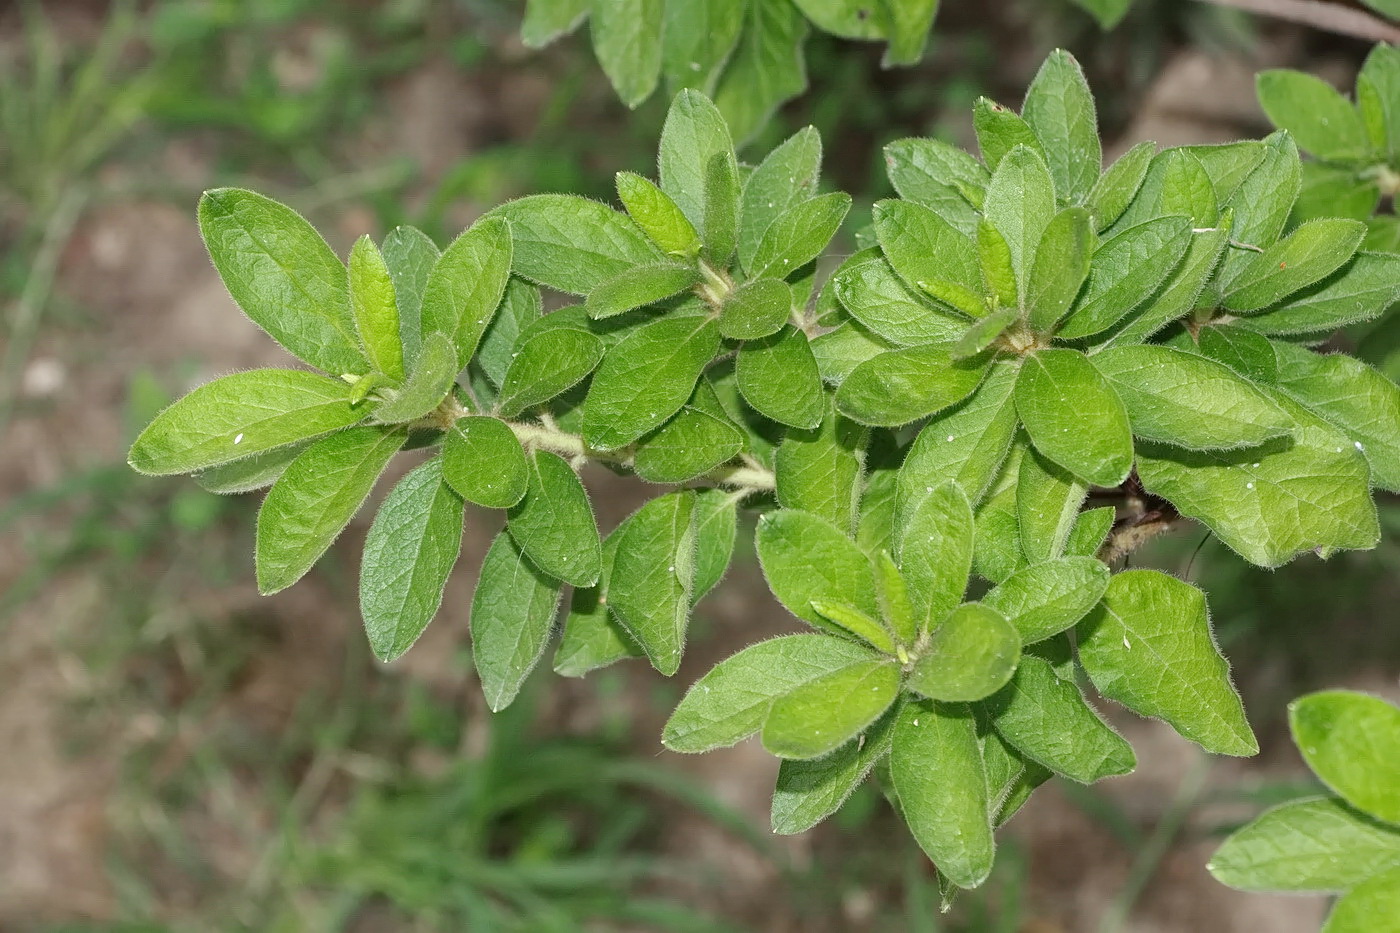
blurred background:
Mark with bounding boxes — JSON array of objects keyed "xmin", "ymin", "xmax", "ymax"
[{"xmin": 1, "ymin": 1, "xmax": 1397, "ymax": 930}]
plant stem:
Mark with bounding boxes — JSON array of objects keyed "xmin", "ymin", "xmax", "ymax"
[{"xmin": 1188, "ymin": 0, "xmax": 1400, "ymax": 44}]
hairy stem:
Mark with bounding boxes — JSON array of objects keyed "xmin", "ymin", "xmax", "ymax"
[{"xmin": 1188, "ymin": 0, "xmax": 1400, "ymax": 43}]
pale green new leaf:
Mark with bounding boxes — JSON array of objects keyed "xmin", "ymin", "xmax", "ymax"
[
  {"xmin": 1015, "ymin": 349, "xmax": 1133, "ymax": 488},
  {"xmin": 497, "ymin": 327, "xmax": 606, "ymax": 416},
  {"xmin": 756, "ymin": 508, "xmax": 880, "ymax": 627},
  {"xmin": 1322, "ymin": 866, "xmax": 1400, "ymax": 933},
  {"xmin": 381, "ymin": 225, "xmax": 440, "ymax": 363},
  {"xmin": 348, "ymin": 236, "xmax": 404, "ymax": 381},
  {"xmin": 982, "ymin": 557, "xmax": 1110, "ymax": 645},
  {"xmin": 419, "ymin": 216, "xmax": 512, "ymax": 368},
  {"xmin": 762, "ymin": 658, "xmax": 900, "ymax": 759},
  {"xmin": 471, "ymin": 531, "xmax": 562, "ymax": 711},
  {"xmin": 507, "ymin": 450, "xmax": 603, "ymax": 587},
  {"xmin": 659, "ymin": 88, "xmax": 736, "ymax": 240},
  {"xmin": 1021, "ymin": 49, "xmax": 1100, "ymax": 204},
  {"xmin": 607, "ymin": 491, "xmax": 696, "ymax": 675},
  {"xmin": 616, "ymin": 171, "xmax": 701, "ymax": 258},
  {"xmin": 973, "ymin": 98, "xmax": 1045, "ymax": 174},
  {"xmin": 1291, "ymin": 691, "xmax": 1400, "ymax": 825},
  {"xmin": 1026, "ymin": 207, "xmax": 1092, "ymax": 330},
  {"xmin": 488, "ymin": 195, "xmax": 661, "ymax": 296},
  {"xmin": 907, "ymin": 604, "xmax": 1020, "ymax": 703},
  {"xmin": 371, "ymin": 332, "xmax": 458, "ymax": 425},
  {"xmin": 441, "ymin": 416, "xmax": 528, "ymax": 508},
  {"xmin": 953, "ymin": 306, "xmax": 1016, "ymax": 361},
  {"xmin": 977, "ymin": 220, "xmax": 1018, "ymax": 310}
]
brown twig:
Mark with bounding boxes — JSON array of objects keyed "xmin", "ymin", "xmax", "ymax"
[{"xmin": 1189, "ymin": 0, "xmax": 1400, "ymax": 44}]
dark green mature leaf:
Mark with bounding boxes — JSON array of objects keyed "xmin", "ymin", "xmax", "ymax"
[
  {"xmin": 971, "ymin": 442, "xmax": 1029, "ymax": 585},
  {"xmin": 1016, "ymin": 449, "xmax": 1086, "ymax": 563},
  {"xmin": 908, "ymin": 604, "xmax": 1021, "ymax": 702},
  {"xmin": 1056, "ymin": 216, "xmax": 1194, "ymax": 340},
  {"xmin": 1241, "ymin": 252, "xmax": 1400, "ymax": 336},
  {"xmin": 762, "ymin": 658, "xmax": 900, "ymax": 759},
  {"xmin": 712, "ymin": 0, "xmax": 808, "ymax": 144},
  {"xmin": 1091, "ymin": 345, "xmax": 1290, "ymax": 449},
  {"xmin": 691, "ymin": 488, "xmax": 739, "ymax": 601},
  {"xmin": 974, "ymin": 98, "xmax": 1046, "ymax": 174},
  {"xmin": 497, "ymin": 327, "xmax": 606, "ymax": 416},
  {"xmin": 475, "ymin": 278, "xmax": 541, "ymax": 390},
  {"xmin": 720, "ymin": 278, "xmax": 792, "ymax": 339},
  {"xmin": 471, "ymin": 531, "xmax": 563, "ymax": 711},
  {"xmin": 1291, "ymin": 691, "xmax": 1400, "ymax": 824},
  {"xmin": 634, "ymin": 407, "xmax": 744, "ymax": 483},
  {"xmin": 194, "ymin": 441, "xmax": 309, "ymax": 495},
  {"xmin": 874, "ymin": 199, "xmax": 986, "ymax": 318},
  {"xmin": 756, "ymin": 509, "xmax": 880, "ymax": 627},
  {"xmin": 663, "ymin": 634, "xmax": 879, "ymax": 752},
  {"xmin": 441, "ymin": 416, "xmax": 529, "ymax": 508},
  {"xmin": 897, "ymin": 482, "xmax": 975, "ymax": 633},
  {"xmin": 521, "ymin": 0, "xmax": 588, "ymax": 47},
  {"xmin": 553, "ymin": 527, "xmax": 640, "ymax": 677},
  {"xmin": 489, "ymin": 195, "xmax": 662, "ymax": 295},
  {"xmin": 1016, "ymin": 349, "xmax": 1133, "ymax": 488},
  {"xmin": 1221, "ymin": 132, "xmax": 1301, "ymax": 277},
  {"xmin": 749, "ymin": 191, "xmax": 851, "ymax": 280},
  {"xmin": 381, "ymin": 225, "xmax": 440, "ymax": 363},
  {"xmin": 1087, "ymin": 141, "xmax": 1154, "ymax": 231},
  {"xmin": 986, "ymin": 655, "xmax": 1135, "ymax": 783},
  {"xmin": 982, "ymin": 557, "xmax": 1110, "ymax": 644},
  {"xmin": 607, "ymin": 491, "xmax": 696, "ymax": 675},
  {"xmin": 1272, "ymin": 342, "xmax": 1400, "ymax": 491},
  {"xmin": 590, "ymin": 0, "xmax": 663, "ymax": 108},
  {"xmin": 419, "ymin": 216, "xmax": 513, "ymax": 369},
  {"xmin": 1137, "ymin": 391, "xmax": 1379, "ymax": 568},
  {"xmin": 983, "ymin": 145, "xmax": 1057, "ymax": 297},
  {"xmin": 256, "ymin": 426, "xmax": 403, "ymax": 594},
  {"xmin": 1210, "ymin": 798, "xmax": 1400, "ymax": 893},
  {"xmin": 508, "ymin": 450, "xmax": 603, "ymax": 587},
  {"xmin": 371, "ymin": 332, "xmax": 458, "ymax": 425},
  {"xmin": 1195, "ymin": 324, "xmax": 1278, "ymax": 382},
  {"xmin": 198, "ymin": 188, "xmax": 363, "ymax": 376},
  {"xmin": 1322, "ymin": 865, "xmax": 1400, "ymax": 933},
  {"xmin": 1105, "ymin": 218, "xmax": 1232, "ymax": 347},
  {"xmin": 360, "ymin": 458, "xmax": 464, "ymax": 662},
  {"xmin": 891, "ymin": 701, "xmax": 995, "ymax": 889},
  {"xmin": 582, "ymin": 314, "xmax": 721, "ymax": 451},
  {"xmin": 774, "ymin": 404, "xmax": 864, "ymax": 532},
  {"xmin": 661, "ymin": 0, "xmax": 743, "ymax": 95},
  {"xmin": 883, "ymin": 137, "xmax": 988, "ymax": 237},
  {"xmin": 586, "ymin": 262, "xmax": 698, "ymax": 320},
  {"xmin": 1256, "ymin": 70, "xmax": 1370, "ymax": 162},
  {"xmin": 1224, "ymin": 218, "xmax": 1366, "ymax": 313},
  {"xmin": 348, "ymin": 236, "xmax": 404, "ymax": 381},
  {"xmin": 659, "ymin": 89, "xmax": 736, "ymax": 240},
  {"xmin": 838, "ymin": 343, "xmax": 990, "ymax": 427},
  {"xmin": 897, "ymin": 360, "xmax": 1020, "ymax": 511},
  {"xmin": 1078, "ymin": 570, "xmax": 1257, "ymax": 756},
  {"xmin": 737, "ymin": 326, "xmax": 825, "ymax": 429},
  {"xmin": 812, "ymin": 321, "xmax": 897, "ymax": 385},
  {"xmin": 1021, "ymin": 49, "xmax": 1100, "ymax": 205},
  {"xmin": 771, "ymin": 706, "xmax": 897, "ymax": 835},
  {"xmin": 616, "ymin": 171, "xmax": 701, "ymax": 258},
  {"xmin": 832, "ymin": 250, "xmax": 966, "ymax": 347},
  {"xmin": 129, "ymin": 369, "xmax": 365, "ymax": 476},
  {"xmin": 739, "ymin": 126, "xmax": 822, "ymax": 270},
  {"xmin": 1027, "ymin": 207, "xmax": 1092, "ymax": 330}
]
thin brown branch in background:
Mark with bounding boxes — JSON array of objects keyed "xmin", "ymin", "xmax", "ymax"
[{"xmin": 1190, "ymin": 0, "xmax": 1400, "ymax": 44}]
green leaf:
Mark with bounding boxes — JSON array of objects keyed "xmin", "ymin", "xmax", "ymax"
[
  {"xmin": 370, "ymin": 332, "xmax": 458, "ymax": 425},
  {"xmin": 661, "ymin": 0, "xmax": 743, "ymax": 95},
  {"xmin": 953, "ymin": 306, "xmax": 1016, "ymax": 361},
  {"xmin": 832, "ymin": 250, "xmax": 966, "ymax": 347},
  {"xmin": 1021, "ymin": 50, "xmax": 1100, "ymax": 205},
  {"xmin": 838, "ymin": 343, "xmax": 990, "ymax": 427},
  {"xmin": 348, "ymin": 236, "xmax": 404, "ymax": 381},
  {"xmin": 982, "ymin": 145, "xmax": 1057, "ymax": 297},
  {"xmin": 197, "ymin": 188, "xmax": 363, "ymax": 376},
  {"xmin": 771, "ymin": 706, "xmax": 897, "ymax": 835},
  {"xmin": 554, "ymin": 531, "xmax": 640, "ymax": 677},
  {"xmin": 508, "ymin": 450, "xmax": 603, "ymax": 587},
  {"xmin": 582, "ymin": 314, "xmax": 721, "ymax": 451},
  {"xmin": 1195, "ymin": 324, "xmax": 1278, "ymax": 382},
  {"xmin": 750, "ymin": 191, "xmax": 851, "ymax": 281},
  {"xmin": 1257, "ymin": 69, "xmax": 1370, "ymax": 162},
  {"xmin": 739, "ymin": 126, "xmax": 822, "ymax": 271},
  {"xmin": 1077, "ymin": 570, "xmax": 1257, "ymax": 756},
  {"xmin": 663, "ymin": 634, "xmax": 880, "ymax": 752},
  {"xmin": 255, "ymin": 426, "xmax": 403, "ymax": 594},
  {"xmin": 419, "ymin": 216, "xmax": 513, "ymax": 369},
  {"xmin": 607, "ymin": 491, "xmax": 696, "ymax": 675},
  {"xmin": 873, "ymin": 199, "xmax": 986, "ymax": 318},
  {"xmin": 634, "ymin": 406, "xmax": 744, "ymax": 483},
  {"xmin": 521, "ymin": 0, "xmax": 588, "ymax": 47},
  {"xmin": 1090, "ymin": 345, "xmax": 1291, "ymax": 449},
  {"xmin": 762, "ymin": 658, "xmax": 900, "ymax": 759},
  {"xmin": 896, "ymin": 482, "xmax": 975, "ymax": 634},
  {"xmin": 128, "ymin": 369, "xmax": 365, "ymax": 476},
  {"xmin": 1016, "ymin": 449, "xmax": 1087, "ymax": 563},
  {"xmin": 1322, "ymin": 866, "xmax": 1400, "ymax": 933},
  {"xmin": 880, "ymin": 0, "xmax": 939, "ymax": 65},
  {"xmin": 1056, "ymin": 216, "xmax": 1194, "ymax": 340},
  {"xmin": 1015, "ymin": 349, "xmax": 1133, "ymax": 488},
  {"xmin": 874, "ymin": 549, "xmax": 917, "ymax": 646},
  {"xmin": 1240, "ymin": 251, "xmax": 1400, "ymax": 336},
  {"xmin": 616, "ymin": 171, "xmax": 701, "ymax": 258},
  {"xmin": 691, "ymin": 487, "xmax": 738, "ymax": 601},
  {"xmin": 971, "ymin": 446, "xmax": 1029, "ymax": 585},
  {"xmin": 977, "ymin": 220, "xmax": 1018, "ymax": 310},
  {"xmin": 1221, "ymin": 132, "xmax": 1301, "ymax": 274},
  {"xmin": 489, "ymin": 195, "xmax": 661, "ymax": 296},
  {"xmin": 1027, "ymin": 207, "xmax": 1093, "ymax": 331},
  {"xmin": 1064, "ymin": 506, "xmax": 1114, "ymax": 559},
  {"xmin": 720, "ymin": 277, "xmax": 792, "ymax": 339},
  {"xmin": 1137, "ymin": 391, "xmax": 1379, "ymax": 568},
  {"xmin": 470, "ymin": 531, "xmax": 562, "ymax": 711},
  {"xmin": 441, "ymin": 416, "xmax": 528, "ymax": 508},
  {"xmin": 1069, "ymin": 0, "xmax": 1132, "ymax": 28},
  {"xmin": 774, "ymin": 403, "xmax": 863, "ymax": 532},
  {"xmin": 585, "ymin": 262, "xmax": 698, "ymax": 320},
  {"xmin": 1177, "ymin": 143, "xmax": 1263, "ymax": 215},
  {"xmin": 589, "ymin": 0, "xmax": 662, "ymax": 107},
  {"xmin": 882, "ymin": 137, "xmax": 988, "ymax": 237},
  {"xmin": 712, "ymin": 0, "xmax": 808, "ymax": 144},
  {"xmin": 1105, "ymin": 218, "xmax": 1232, "ymax": 347},
  {"xmin": 986, "ymin": 655, "xmax": 1135, "ymax": 783},
  {"xmin": 702, "ymin": 150, "xmax": 741, "ymax": 265},
  {"xmin": 194, "ymin": 441, "xmax": 309, "ymax": 495},
  {"xmin": 1087, "ymin": 140, "xmax": 1154, "ymax": 230},
  {"xmin": 810, "ymin": 599, "xmax": 895, "ymax": 654},
  {"xmin": 896, "ymin": 360, "xmax": 1019, "ymax": 509},
  {"xmin": 907, "ymin": 604, "xmax": 1020, "ymax": 702},
  {"xmin": 381, "ymin": 225, "xmax": 440, "ymax": 364},
  {"xmin": 736, "ymin": 326, "xmax": 825, "ymax": 429},
  {"xmin": 475, "ymin": 278, "xmax": 541, "ymax": 389},
  {"xmin": 812, "ymin": 321, "xmax": 896, "ymax": 385},
  {"xmin": 659, "ymin": 89, "xmax": 737, "ymax": 241},
  {"xmin": 1358, "ymin": 44, "xmax": 1400, "ymax": 160},
  {"xmin": 756, "ymin": 509, "xmax": 879, "ymax": 627},
  {"xmin": 497, "ymin": 327, "xmax": 606, "ymax": 417},
  {"xmin": 1271, "ymin": 342, "xmax": 1400, "ymax": 492},
  {"xmin": 360, "ymin": 458, "xmax": 464, "ymax": 662},
  {"xmin": 982, "ymin": 557, "xmax": 1110, "ymax": 645},
  {"xmin": 890, "ymin": 701, "xmax": 995, "ymax": 889},
  {"xmin": 973, "ymin": 98, "xmax": 1045, "ymax": 175},
  {"xmin": 1209, "ymin": 797, "xmax": 1400, "ymax": 893},
  {"xmin": 1224, "ymin": 218, "xmax": 1367, "ymax": 313},
  {"xmin": 1291, "ymin": 691, "xmax": 1400, "ymax": 825}
]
